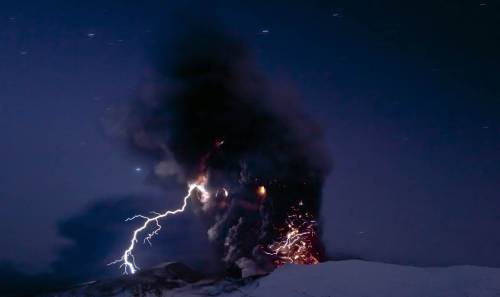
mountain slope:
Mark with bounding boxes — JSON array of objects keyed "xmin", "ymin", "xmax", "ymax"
[
  {"xmin": 241, "ymin": 260, "xmax": 500, "ymax": 297},
  {"xmin": 42, "ymin": 260, "xmax": 500, "ymax": 297}
]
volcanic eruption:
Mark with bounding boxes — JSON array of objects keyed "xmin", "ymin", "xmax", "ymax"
[{"xmin": 112, "ymin": 26, "xmax": 332, "ymax": 276}]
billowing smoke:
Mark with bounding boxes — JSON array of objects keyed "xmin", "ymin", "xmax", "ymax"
[{"xmin": 126, "ymin": 26, "xmax": 331, "ymax": 275}]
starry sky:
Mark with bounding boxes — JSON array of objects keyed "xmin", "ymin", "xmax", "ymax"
[{"xmin": 0, "ymin": 0, "xmax": 499, "ymax": 282}]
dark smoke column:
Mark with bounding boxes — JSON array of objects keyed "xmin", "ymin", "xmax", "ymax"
[{"xmin": 128, "ymin": 27, "xmax": 331, "ymax": 276}]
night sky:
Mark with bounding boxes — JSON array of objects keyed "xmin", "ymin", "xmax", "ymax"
[{"xmin": 0, "ymin": 0, "xmax": 499, "ymax": 289}]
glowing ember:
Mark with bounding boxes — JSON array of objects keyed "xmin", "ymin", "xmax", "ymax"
[
  {"xmin": 263, "ymin": 202, "xmax": 320, "ymax": 266},
  {"xmin": 257, "ymin": 185, "xmax": 267, "ymax": 197}
]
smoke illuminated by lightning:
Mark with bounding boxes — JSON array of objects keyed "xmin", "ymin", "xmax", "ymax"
[
  {"xmin": 114, "ymin": 27, "xmax": 330, "ymax": 275},
  {"xmin": 109, "ymin": 176, "xmax": 210, "ymax": 274}
]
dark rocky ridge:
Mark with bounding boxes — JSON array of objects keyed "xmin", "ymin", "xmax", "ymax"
[{"xmin": 39, "ymin": 262, "xmax": 262, "ymax": 297}]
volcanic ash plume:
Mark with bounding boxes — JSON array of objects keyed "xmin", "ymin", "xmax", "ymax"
[{"xmin": 127, "ymin": 27, "xmax": 331, "ymax": 276}]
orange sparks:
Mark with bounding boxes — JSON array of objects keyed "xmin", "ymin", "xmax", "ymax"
[{"xmin": 263, "ymin": 204, "xmax": 320, "ymax": 266}]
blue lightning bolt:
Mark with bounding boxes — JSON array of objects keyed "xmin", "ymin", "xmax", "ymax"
[{"xmin": 109, "ymin": 178, "xmax": 210, "ymax": 274}]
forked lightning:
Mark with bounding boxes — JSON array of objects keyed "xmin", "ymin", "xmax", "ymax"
[{"xmin": 109, "ymin": 178, "xmax": 209, "ymax": 274}]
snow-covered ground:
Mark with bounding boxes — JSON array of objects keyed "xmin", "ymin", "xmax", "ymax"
[
  {"xmin": 44, "ymin": 260, "xmax": 500, "ymax": 297},
  {"xmin": 235, "ymin": 260, "xmax": 500, "ymax": 297}
]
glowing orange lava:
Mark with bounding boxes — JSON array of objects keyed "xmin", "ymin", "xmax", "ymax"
[{"xmin": 264, "ymin": 203, "xmax": 320, "ymax": 266}]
